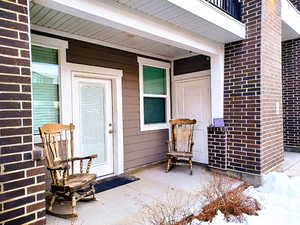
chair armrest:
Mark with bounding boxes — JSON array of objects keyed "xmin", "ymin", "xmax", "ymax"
[
  {"xmin": 62, "ymin": 154, "xmax": 97, "ymax": 174},
  {"xmin": 47, "ymin": 164, "xmax": 69, "ymax": 171},
  {"xmin": 70, "ymin": 154, "xmax": 97, "ymax": 161},
  {"xmin": 60, "ymin": 154, "xmax": 97, "ymax": 163}
]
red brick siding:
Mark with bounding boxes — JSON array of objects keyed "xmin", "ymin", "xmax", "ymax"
[
  {"xmin": 0, "ymin": 1, "xmax": 46, "ymax": 224},
  {"xmin": 282, "ymin": 39, "xmax": 300, "ymax": 149},
  {"xmin": 223, "ymin": 0, "xmax": 283, "ymax": 175},
  {"xmin": 260, "ymin": 0, "xmax": 283, "ymax": 173},
  {"xmin": 208, "ymin": 127, "xmax": 227, "ymax": 169},
  {"xmin": 224, "ymin": 0, "xmax": 262, "ymax": 175}
]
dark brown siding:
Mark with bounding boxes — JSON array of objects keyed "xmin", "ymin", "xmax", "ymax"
[
  {"xmin": 32, "ymin": 31, "xmax": 169, "ymax": 170},
  {"xmin": 174, "ymin": 55, "xmax": 210, "ymax": 75}
]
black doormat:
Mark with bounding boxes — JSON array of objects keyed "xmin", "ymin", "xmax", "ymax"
[{"xmin": 94, "ymin": 176, "xmax": 139, "ymax": 193}]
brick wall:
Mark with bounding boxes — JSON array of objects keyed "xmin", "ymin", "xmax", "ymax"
[
  {"xmin": 0, "ymin": 1, "xmax": 46, "ymax": 224},
  {"xmin": 282, "ymin": 39, "xmax": 300, "ymax": 150},
  {"xmin": 208, "ymin": 127, "xmax": 227, "ymax": 169},
  {"xmin": 282, "ymin": 1, "xmax": 300, "ymax": 151},
  {"xmin": 223, "ymin": 0, "xmax": 283, "ymax": 176},
  {"xmin": 260, "ymin": 0, "xmax": 283, "ymax": 173},
  {"xmin": 224, "ymin": 0, "xmax": 262, "ymax": 175}
]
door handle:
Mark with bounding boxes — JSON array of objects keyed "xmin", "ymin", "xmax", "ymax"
[{"xmin": 109, "ymin": 130, "xmax": 114, "ymax": 134}]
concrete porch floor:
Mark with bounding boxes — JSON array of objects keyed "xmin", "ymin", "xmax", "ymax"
[
  {"xmin": 46, "ymin": 164, "xmax": 224, "ymax": 225},
  {"xmin": 284, "ymin": 151, "xmax": 300, "ymax": 176}
]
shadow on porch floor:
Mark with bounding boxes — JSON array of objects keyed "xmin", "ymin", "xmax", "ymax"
[
  {"xmin": 284, "ymin": 151, "xmax": 300, "ymax": 177},
  {"xmin": 46, "ymin": 164, "xmax": 232, "ymax": 225}
]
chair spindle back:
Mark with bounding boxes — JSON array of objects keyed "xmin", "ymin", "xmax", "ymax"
[
  {"xmin": 170, "ymin": 119, "xmax": 196, "ymax": 153},
  {"xmin": 39, "ymin": 123, "xmax": 75, "ymax": 185}
]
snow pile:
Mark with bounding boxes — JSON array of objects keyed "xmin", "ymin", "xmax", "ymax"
[{"xmin": 195, "ymin": 172, "xmax": 300, "ymax": 225}]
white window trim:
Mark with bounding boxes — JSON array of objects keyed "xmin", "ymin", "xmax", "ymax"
[
  {"xmin": 138, "ymin": 56, "xmax": 171, "ymax": 131},
  {"xmin": 31, "ymin": 34, "xmax": 68, "ymax": 143}
]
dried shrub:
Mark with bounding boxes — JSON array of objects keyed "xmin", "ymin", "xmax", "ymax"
[
  {"xmin": 194, "ymin": 173, "xmax": 260, "ymax": 223},
  {"xmin": 139, "ymin": 192, "xmax": 196, "ymax": 225},
  {"xmin": 135, "ymin": 174, "xmax": 260, "ymax": 225}
]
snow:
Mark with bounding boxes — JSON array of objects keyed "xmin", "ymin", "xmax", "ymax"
[{"xmin": 193, "ymin": 172, "xmax": 300, "ymax": 225}]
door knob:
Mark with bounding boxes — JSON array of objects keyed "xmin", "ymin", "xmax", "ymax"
[{"xmin": 108, "ymin": 130, "xmax": 114, "ymax": 134}]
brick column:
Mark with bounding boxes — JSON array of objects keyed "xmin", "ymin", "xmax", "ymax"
[
  {"xmin": 260, "ymin": 0, "xmax": 283, "ymax": 174},
  {"xmin": 224, "ymin": 0, "xmax": 283, "ymax": 180},
  {"xmin": 208, "ymin": 127, "xmax": 228, "ymax": 169},
  {"xmin": 0, "ymin": 1, "xmax": 46, "ymax": 224}
]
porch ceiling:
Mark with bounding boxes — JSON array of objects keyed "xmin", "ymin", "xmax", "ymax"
[{"xmin": 30, "ymin": 3, "xmax": 193, "ymax": 60}]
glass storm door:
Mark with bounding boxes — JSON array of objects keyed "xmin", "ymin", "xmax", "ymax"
[{"xmin": 73, "ymin": 76, "xmax": 113, "ymax": 177}]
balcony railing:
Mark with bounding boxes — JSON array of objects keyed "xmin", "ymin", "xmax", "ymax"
[{"xmin": 206, "ymin": 0, "xmax": 242, "ymax": 21}]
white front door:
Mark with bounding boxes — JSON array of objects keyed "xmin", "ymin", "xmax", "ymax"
[
  {"xmin": 73, "ymin": 75, "xmax": 114, "ymax": 177},
  {"xmin": 174, "ymin": 76, "xmax": 211, "ymax": 164}
]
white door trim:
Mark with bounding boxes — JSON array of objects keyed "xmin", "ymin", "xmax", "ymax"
[{"xmin": 63, "ymin": 63, "xmax": 124, "ymax": 176}]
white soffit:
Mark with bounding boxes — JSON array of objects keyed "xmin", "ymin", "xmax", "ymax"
[
  {"xmin": 33, "ymin": 0, "xmax": 225, "ymax": 56},
  {"xmin": 282, "ymin": 0, "xmax": 300, "ymax": 41},
  {"xmin": 30, "ymin": 3, "xmax": 192, "ymax": 59}
]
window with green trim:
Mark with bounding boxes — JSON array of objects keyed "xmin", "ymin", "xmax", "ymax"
[
  {"xmin": 138, "ymin": 57, "xmax": 170, "ymax": 131},
  {"xmin": 31, "ymin": 45, "xmax": 60, "ymax": 137}
]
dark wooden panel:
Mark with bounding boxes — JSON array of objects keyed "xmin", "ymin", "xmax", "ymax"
[
  {"xmin": 31, "ymin": 30, "xmax": 169, "ymax": 170},
  {"xmin": 174, "ymin": 55, "xmax": 210, "ymax": 75}
]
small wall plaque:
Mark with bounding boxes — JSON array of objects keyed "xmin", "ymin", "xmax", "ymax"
[{"xmin": 213, "ymin": 118, "xmax": 224, "ymax": 127}]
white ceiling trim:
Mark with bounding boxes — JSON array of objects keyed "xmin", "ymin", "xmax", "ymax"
[
  {"xmin": 33, "ymin": 0, "xmax": 224, "ymax": 56},
  {"xmin": 281, "ymin": 0, "xmax": 300, "ymax": 41},
  {"xmin": 167, "ymin": 0, "xmax": 245, "ymax": 39}
]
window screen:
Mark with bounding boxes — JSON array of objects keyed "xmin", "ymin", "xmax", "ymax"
[{"xmin": 32, "ymin": 45, "xmax": 60, "ymax": 136}]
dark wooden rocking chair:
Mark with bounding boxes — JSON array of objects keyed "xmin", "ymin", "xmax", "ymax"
[
  {"xmin": 39, "ymin": 123, "xmax": 97, "ymax": 218},
  {"xmin": 166, "ymin": 119, "xmax": 196, "ymax": 175}
]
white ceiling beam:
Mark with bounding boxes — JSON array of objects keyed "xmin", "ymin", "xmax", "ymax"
[
  {"xmin": 33, "ymin": 0, "xmax": 224, "ymax": 56},
  {"xmin": 281, "ymin": 0, "xmax": 300, "ymax": 41},
  {"xmin": 167, "ymin": 0, "xmax": 245, "ymax": 39}
]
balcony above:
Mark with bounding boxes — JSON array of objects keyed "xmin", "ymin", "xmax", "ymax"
[
  {"xmin": 282, "ymin": 0, "xmax": 300, "ymax": 41},
  {"xmin": 206, "ymin": 0, "xmax": 242, "ymax": 21}
]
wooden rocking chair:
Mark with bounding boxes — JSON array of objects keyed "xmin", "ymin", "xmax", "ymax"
[
  {"xmin": 39, "ymin": 123, "xmax": 98, "ymax": 218},
  {"xmin": 166, "ymin": 119, "xmax": 196, "ymax": 175}
]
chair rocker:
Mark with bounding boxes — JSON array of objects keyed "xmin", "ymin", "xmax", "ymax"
[
  {"xmin": 39, "ymin": 123, "xmax": 97, "ymax": 218},
  {"xmin": 166, "ymin": 119, "xmax": 196, "ymax": 175}
]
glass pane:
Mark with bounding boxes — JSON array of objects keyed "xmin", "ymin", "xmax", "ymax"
[
  {"xmin": 144, "ymin": 97, "xmax": 166, "ymax": 124},
  {"xmin": 80, "ymin": 84, "xmax": 106, "ymax": 165},
  {"xmin": 143, "ymin": 65, "xmax": 166, "ymax": 95},
  {"xmin": 32, "ymin": 62, "xmax": 59, "ymax": 135}
]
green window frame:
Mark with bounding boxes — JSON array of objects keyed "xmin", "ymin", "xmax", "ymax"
[{"xmin": 138, "ymin": 57, "xmax": 170, "ymax": 131}]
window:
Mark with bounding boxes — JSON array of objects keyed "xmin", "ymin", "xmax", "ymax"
[
  {"xmin": 138, "ymin": 57, "xmax": 171, "ymax": 131},
  {"xmin": 31, "ymin": 45, "xmax": 60, "ymax": 137}
]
